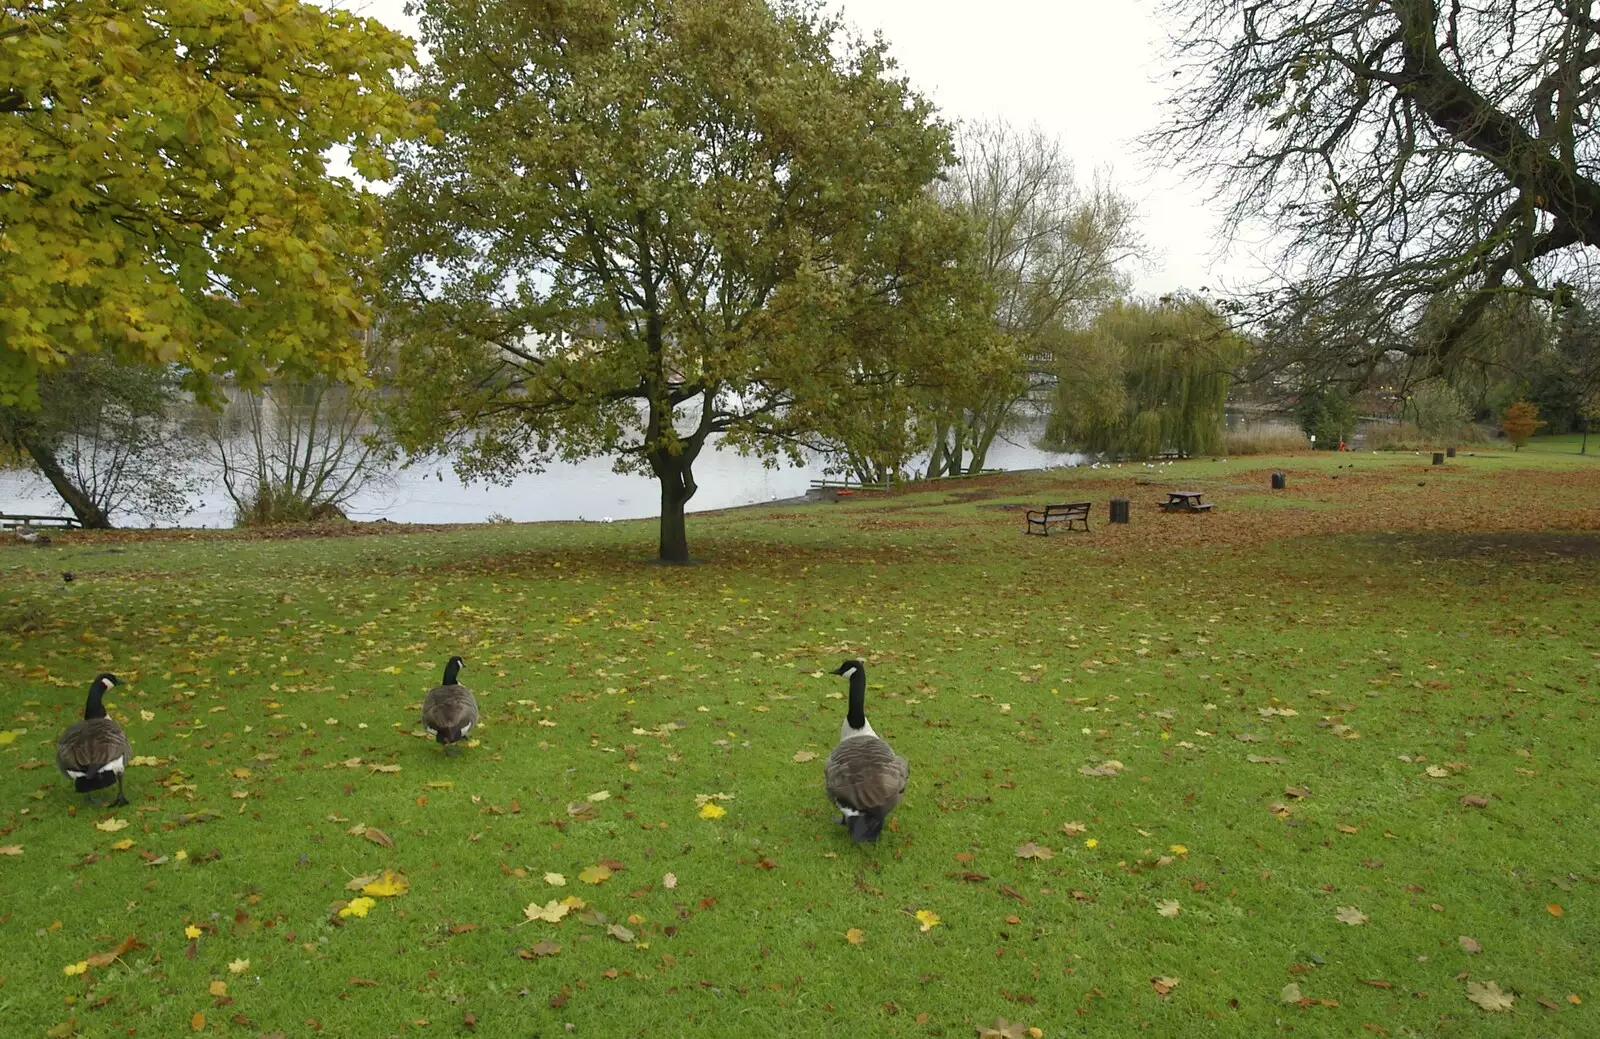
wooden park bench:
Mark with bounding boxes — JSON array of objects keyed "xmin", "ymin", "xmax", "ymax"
[
  {"xmin": 1025, "ymin": 501, "xmax": 1091, "ymax": 535},
  {"xmin": 1, "ymin": 512, "xmax": 82, "ymax": 530}
]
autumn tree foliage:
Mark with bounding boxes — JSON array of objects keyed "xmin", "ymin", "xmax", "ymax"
[
  {"xmin": 0, "ymin": 0, "xmax": 420, "ymax": 407},
  {"xmin": 1501, "ymin": 400, "xmax": 1542, "ymax": 450},
  {"xmin": 383, "ymin": 0, "xmax": 986, "ymax": 563}
]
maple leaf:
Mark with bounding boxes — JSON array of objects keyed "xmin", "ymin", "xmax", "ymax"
[
  {"xmin": 1335, "ymin": 905, "xmax": 1369, "ymax": 926},
  {"xmin": 208, "ymin": 980, "xmax": 227, "ymax": 997},
  {"xmin": 698, "ymin": 803, "xmax": 726, "ymax": 820},
  {"xmin": 184, "ymin": 925, "xmax": 202, "ymax": 939},
  {"xmin": 793, "ymin": 750, "xmax": 818, "ymax": 762},
  {"xmin": 579, "ymin": 865, "xmax": 612, "ymax": 885},
  {"xmin": 520, "ymin": 940, "xmax": 561, "ymax": 957},
  {"xmin": 845, "ymin": 928, "xmax": 866, "ymax": 945},
  {"xmin": 63, "ymin": 961, "xmax": 89, "ymax": 976},
  {"xmin": 1014, "ymin": 842, "xmax": 1054, "ymax": 861},
  {"xmin": 975, "ymin": 1019, "xmax": 1030, "ymax": 1039},
  {"xmin": 1458, "ymin": 936, "xmax": 1482, "ymax": 954},
  {"xmin": 914, "ymin": 909, "xmax": 941, "ymax": 932},
  {"xmin": 94, "ymin": 818, "xmax": 128, "ymax": 832},
  {"xmin": 523, "ymin": 900, "xmax": 570, "ymax": 924},
  {"xmin": 544, "ymin": 872, "xmax": 566, "ymax": 886},
  {"xmin": 662, "ymin": 873, "xmax": 677, "ymax": 890},
  {"xmin": 1060, "ymin": 821, "xmax": 1087, "ymax": 836},
  {"xmin": 1156, "ymin": 900, "xmax": 1181, "ymax": 918},
  {"xmin": 361, "ymin": 871, "xmax": 409, "ymax": 897},
  {"xmin": 131, "ymin": 755, "xmax": 162, "ymax": 766},
  {"xmin": 338, "ymin": 897, "xmax": 375, "ymax": 919},
  {"xmin": 1466, "ymin": 980, "xmax": 1515, "ymax": 1012},
  {"xmin": 228, "ymin": 959, "xmax": 249, "ymax": 974},
  {"xmin": 1151, "ymin": 976, "xmax": 1180, "ymax": 996},
  {"xmin": 606, "ymin": 923, "xmax": 634, "ymax": 942}
]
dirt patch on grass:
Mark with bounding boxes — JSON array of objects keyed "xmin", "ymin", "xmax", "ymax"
[{"xmin": 1370, "ymin": 531, "xmax": 1600, "ymax": 561}]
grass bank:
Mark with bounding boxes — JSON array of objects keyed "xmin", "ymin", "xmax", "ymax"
[{"xmin": 3, "ymin": 446, "xmax": 1598, "ymax": 1037}]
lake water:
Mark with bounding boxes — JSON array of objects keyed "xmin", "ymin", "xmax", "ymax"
[{"xmin": 0, "ymin": 425, "xmax": 1087, "ymax": 528}]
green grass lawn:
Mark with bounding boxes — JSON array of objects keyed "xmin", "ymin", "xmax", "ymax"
[{"xmin": 3, "ymin": 452, "xmax": 1599, "ymax": 1037}]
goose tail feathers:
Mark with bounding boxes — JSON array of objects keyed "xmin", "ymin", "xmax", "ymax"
[
  {"xmin": 842, "ymin": 807, "xmax": 888, "ymax": 843},
  {"xmin": 74, "ymin": 771, "xmax": 118, "ymax": 793}
]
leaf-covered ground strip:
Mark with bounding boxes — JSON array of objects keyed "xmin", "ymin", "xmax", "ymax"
[{"xmin": 2, "ymin": 446, "xmax": 1598, "ymax": 1037}]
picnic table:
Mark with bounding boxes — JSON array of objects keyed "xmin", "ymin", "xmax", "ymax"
[{"xmin": 1159, "ymin": 490, "xmax": 1213, "ymax": 513}]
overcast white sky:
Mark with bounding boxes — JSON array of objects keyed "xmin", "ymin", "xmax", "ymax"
[{"xmin": 352, "ymin": 0, "xmax": 1267, "ymax": 296}]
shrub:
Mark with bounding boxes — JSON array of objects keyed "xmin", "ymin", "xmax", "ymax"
[
  {"xmin": 1221, "ymin": 428, "xmax": 1309, "ymax": 455},
  {"xmin": 1501, "ymin": 400, "xmax": 1543, "ymax": 450},
  {"xmin": 233, "ymin": 483, "xmax": 349, "ymax": 527}
]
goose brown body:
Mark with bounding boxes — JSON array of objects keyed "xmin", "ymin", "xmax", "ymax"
[
  {"xmin": 56, "ymin": 673, "xmax": 131, "ymax": 805},
  {"xmin": 421, "ymin": 656, "xmax": 478, "ymax": 747}
]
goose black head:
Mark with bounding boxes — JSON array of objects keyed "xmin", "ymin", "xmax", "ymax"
[
  {"xmin": 443, "ymin": 656, "xmax": 465, "ymax": 685},
  {"xmin": 830, "ymin": 659, "xmax": 870, "ymax": 735},
  {"xmin": 84, "ymin": 673, "xmax": 119, "ymax": 720}
]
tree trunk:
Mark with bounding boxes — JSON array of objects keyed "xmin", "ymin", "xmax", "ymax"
[
  {"xmin": 21, "ymin": 436, "xmax": 113, "ymax": 528},
  {"xmin": 1582, "ymin": 420, "xmax": 1589, "ymax": 455},
  {"xmin": 653, "ymin": 456, "xmax": 696, "ymax": 564}
]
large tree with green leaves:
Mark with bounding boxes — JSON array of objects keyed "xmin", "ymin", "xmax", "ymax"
[
  {"xmin": 0, "ymin": 0, "xmax": 419, "ymax": 406},
  {"xmin": 383, "ymin": 0, "xmax": 984, "ymax": 563},
  {"xmin": 1045, "ymin": 297, "xmax": 1247, "ymax": 458}
]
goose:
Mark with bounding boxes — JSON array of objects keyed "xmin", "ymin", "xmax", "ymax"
[
  {"xmin": 56, "ymin": 673, "xmax": 131, "ymax": 806},
  {"xmin": 823, "ymin": 659, "xmax": 909, "ymax": 842},
  {"xmin": 421, "ymin": 656, "xmax": 478, "ymax": 754}
]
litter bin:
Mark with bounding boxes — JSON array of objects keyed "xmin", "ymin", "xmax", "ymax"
[
  {"xmin": 1432, "ymin": 452, "xmax": 1445, "ymax": 465},
  {"xmin": 1109, "ymin": 498, "xmax": 1130, "ymax": 524},
  {"xmin": 1446, "ymin": 447, "xmax": 1456, "ymax": 458},
  {"xmin": 1271, "ymin": 471, "xmax": 1286, "ymax": 490}
]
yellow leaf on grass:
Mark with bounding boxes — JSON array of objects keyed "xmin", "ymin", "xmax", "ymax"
[
  {"xmin": 129, "ymin": 755, "xmax": 160, "ymax": 766},
  {"xmin": 1169, "ymin": 844, "xmax": 1189, "ymax": 855},
  {"xmin": 845, "ymin": 928, "xmax": 866, "ymax": 945},
  {"xmin": 0, "ymin": 730, "xmax": 22, "ymax": 745},
  {"xmin": 339, "ymin": 897, "xmax": 375, "ymax": 919},
  {"xmin": 190, "ymin": 1012, "xmax": 205, "ymax": 1032},
  {"xmin": 1156, "ymin": 900, "xmax": 1182, "ymax": 918},
  {"xmin": 94, "ymin": 818, "xmax": 128, "ymax": 832},
  {"xmin": 523, "ymin": 900, "xmax": 570, "ymax": 924},
  {"xmin": 184, "ymin": 925, "xmax": 202, "ymax": 939},
  {"xmin": 1084, "ymin": 838, "xmax": 1098, "ymax": 849},
  {"xmin": 228, "ymin": 959, "xmax": 249, "ymax": 974},
  {"xmin": 1335, "ymin": 905, "xmax": 1369, "ymax": 926},
  {"xmin": 793, "ymin": 750, "xmax": 818, "ymax": 763},
  {"xmin": 110, "ymin": 839, "xmax": 133, "ymax": 851},
  {"xmin": 63, "ymin": 961, "xmax": 88, "ymax": 976},
  {"xmin": 544, "ymin": 873, "xmax": 566, "ymax": 886},
  {"xmin": 208, "ymin": 980, "xmax": 226, "ymax": 997},
  {"xmin": 586, "ymin": 790, "xmax": 610, "ymax": 802},
  {"xmin": 1465, "ymin": 980, "xmax": 1515, "ymax": 1012},
  {"xmin": 914, "ymin": 909, "xmax": 941, "ymax": 932},
  {"xmin": 578, "ymin": 865, "xmax": 612, "ymax": 885},
  {"xmin": 698, "ymin": 803, "xmax": 726, "ymax": 820},
  {"xmin": 361, "ymin": 871, "xmax": 409, "ymax": 898},
  {"xmin": 0, "ymin": 845, "xmax": 21, "ymax": 856},
  {"xmin": 1548, "ymin": 903, "xmax": 1565, "ymax": 918}
]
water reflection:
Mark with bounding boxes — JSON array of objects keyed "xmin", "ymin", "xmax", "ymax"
[{"xmin": 1, "ymin": 425, "xmax": 1087, "ymax": 528}]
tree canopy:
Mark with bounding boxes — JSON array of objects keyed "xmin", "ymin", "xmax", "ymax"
[
  {"xmin": 383, "ymin": 0, "xmax": 985, "ymax": 562},
  {"xmin": 0, "ymin": 0, "xmax": 419, "ymax": 406},
  {"xmin": 1156, "ymin": 0, "xmax": 1600, "ymax": 380}
]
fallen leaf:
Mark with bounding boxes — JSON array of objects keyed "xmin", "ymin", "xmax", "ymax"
[
  {"xmin": 520, "ymin": 940, "xmax": 561, "ymax": 957},
  {"xmin": 1465, "ymin": 980, "xmax": 1515, "ymax": 1012},
  {"xmin": 586, "ymin": 790, "xmax": 610, "ymax": 802},
  {"xmin": 0, "ymin": 844, "xmax": 19, "ymax": 856},
  {"xmin": 362, "ymin": 827, "xmax": 395, "ymax": 849},
  {"xmin": 1425, "ymin": 765, "xmax": 1449, "ymax": 778},
  {"xmin": 606, "ymin": 923, "xmax": 634, "ymax": 942},
  {"xmin": 578, "ymin": 865, "xmax": 612, "ymax": 885},
  {"xmin": 1060, "ymin": 821, "xmax": 1087, "ymax": 836},
  {"xmin": 544, "ymin": 872, "xmax": 566, "ymax": 886},
  {"xmin": 845, "ymin": 928, "xmax": 866, "ymax": 945},
  {"xmin": 1335, "ymin": 905, "xmax": 1369, "ymax": 926},
  {"xmin": 1151, "ymin": 976, "xmax": 1180, "ymax": 996},
  {"xmin": 1568, "ymin": 994, "xmax": 1582, "ymax": 1005},
  {"xmin": 448, "ymin": 923, "xmax": 478, "ymax": 935},
  {"xmin": 1014, "ymin": 842, "xmax": 1054, "ymax": 861},
  {"xmin": 1547, "ymin": 903, "xmax": 1565, "ymax": 917},
  {"xmin": 975, "ymin": 1019, "xmax": 1030, "ymax": 1039},
  {"xmin": 1078, "ymin": 760, "xmax": 1123, "ymax": 777},
  {"xmin": 345, "ymin": 873, "xmax": 380, "ymax": 892},
  {"xmin": 1169, "ymin": 844, "xmax": 1188, "ymax": 855},
  {"xmin": 1281, "ymin": 982, "xmax": 1303, "ymax": 1004},
  {"xmin": 914, "ymin": 909, "xmax": 941, "ymax": 932},
  {"xmin": 94, "ymin": 818, "xmax": 128, "ymax": 832},
  {"xmin": 792, "ymin": 750, "xmax": 818, "ymax": 762},
  {"xmin": 228, "ymin": 959, "xmax": 249, "ymax": 974},
  {"xmin": 662, "ymin": 872, "xmax": 677, "ymax": 890},
  {"xmin": 1246, "ymin": 755, "xmax": 1289, "ymax": 764},
  {"xmin": 1156, "ymin": 899, "xmax": 1181, "ymax": 918},
  {"xmin": 109, "ymin": 838, "xmax": 134, "ymax": 851},
  {"xmin": 1459, "ymin": 795, "xmax": 1489, "ymax": 808},
  {"xmin": 208, "ymin": 980, "xmax": 227, "ymax": 997},
  {"xmin": 184, "ymin": 925, "xmax": 202, "ymax": 939},
  {"xmin": 1458, "ymin": 936, "xmax": 1482, "ymax": 954},
  {"xmin": 190, "ymin": 1012, "xmax": 205, "ymax": 1032},
  {"xmin": 338, "ymin": 897, "xmax": 375, "ymax": 919},
  {"xmin": 63, "ymin": 961, "xmax": 89, "ymax": 976},
  {"xmin": 44, "ymin": 1020, "xmax": 77, "ymax": 1039},
  {"xmin": 85, "ymin": 934, "xmax": 144, "ymax": 968},
  {"xmin": 361, "ymin": 871, "xmax": 409, "ymax": 897},
  {"xmin": 697, "ymin": 802, "xmax": 726, "ymax": 820},
  {"xmin": 1336, "ymin": 824, "xmax": 1360, "ymax": 834},
  {"xmin": 523, "ymin": 900, "xmax": 570, "ymax": 924}
]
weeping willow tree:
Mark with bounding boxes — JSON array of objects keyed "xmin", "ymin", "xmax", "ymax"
[{"xmin": 1045, "ymin": 297, "xmax": 1247, "ymax": 458}]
